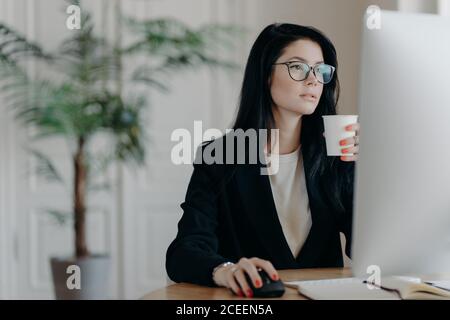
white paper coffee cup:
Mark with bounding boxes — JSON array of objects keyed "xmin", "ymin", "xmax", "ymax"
[{"xmin": 322, "ymin": 115, "xmax": 359, "ymax": 156}]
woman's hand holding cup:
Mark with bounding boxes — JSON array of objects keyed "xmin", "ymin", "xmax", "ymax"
[{"xmin": 322, "ymin": 115, "xmax": 360, "ymax": 162}]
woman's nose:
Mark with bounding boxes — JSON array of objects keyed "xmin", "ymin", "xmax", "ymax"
[{"xmin": 305, "ymin": 71, "xmax": 318, "ymax": 86}]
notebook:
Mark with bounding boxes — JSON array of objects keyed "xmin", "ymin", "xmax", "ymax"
[{"xmin": 285, "ymin": 277, "xmax": 450, "ymax": 300}]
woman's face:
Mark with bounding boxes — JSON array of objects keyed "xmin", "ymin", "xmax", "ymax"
[{"xmin": 270, "ymin": 39, "xmax": 324, "ymax": 116}]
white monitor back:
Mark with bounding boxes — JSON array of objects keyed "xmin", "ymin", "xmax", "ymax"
[{"xmin": 352, "ymin": 10, "xmax": 450, "ymax": 278}]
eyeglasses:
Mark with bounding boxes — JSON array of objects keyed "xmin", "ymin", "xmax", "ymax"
[{"xmin": 273, "ymin": 61, "xmax": 335, "ymax": 84}]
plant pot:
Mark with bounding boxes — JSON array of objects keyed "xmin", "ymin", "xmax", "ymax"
[{"xmin": 50, "ymin": 254, "xmax": 110, "ymax": 300}]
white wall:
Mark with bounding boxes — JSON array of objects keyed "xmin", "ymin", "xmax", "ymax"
[
  {"xmin": 398, "ymin": 0, "xmax": 450, "ymax": 14},
  {"xmin": 438, "ymin": 0, "xmax": 450, "ymax": 15},
  {"xmin": 398, "ymin": 0, "xmax": 438, "ymax": 13}
]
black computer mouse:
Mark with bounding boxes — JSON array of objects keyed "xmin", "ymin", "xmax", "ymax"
[{"xmin": 244, "ymin": 269, "xmax": 285, "ymax": 298}]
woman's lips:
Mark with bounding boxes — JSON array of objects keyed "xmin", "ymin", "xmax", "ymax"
[{"xmin": 300, "ymin": 94, "xmax": 318, "ymax": 102}]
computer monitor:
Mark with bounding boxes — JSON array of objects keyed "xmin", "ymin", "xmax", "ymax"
[{"xmin": 351, "ymin": 10, "xmax": 450, "ymax": 278}]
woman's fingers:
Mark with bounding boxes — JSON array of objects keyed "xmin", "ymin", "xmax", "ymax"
[
  {"xmin": 345, "ymin": 122, "xmax": 360, "ymax": 133},
  {"xmin": 228, "ymin": 257, "xmax": 280, "ymax": 298},
  {"xmin": 250, "ymin": 257, "xmax": 279, "ymax": 281},
  {"xmin": 340, "ymin": 134, "xmax": 359, "ymax": 162},
  {"xmin": 232, "ymin": 268, "xmax": 254, "ymax": 297},
  {"xmin": 324, "ymin": 122, "xmax": 360, "ymax": 162},
  {"xmin": 341, "ymin": 155, "xmax": 358, "ymax": 162},
  {"xmin": 238, "ymin": 258, "xmax": 262, "ymax": 289},
  {"xmin": 341, "ymin": 145, "xmax": 359, "ymax": 155},
  {"xmin": 339, "ymin": 135, "xmax": 358, "ymax": 146},
  {"xmin": 226, "ymin": 268, "xmax": 243, "ymax": 297}
]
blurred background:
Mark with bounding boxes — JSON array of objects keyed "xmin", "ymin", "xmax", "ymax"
[{"xmin": 0, "ymin": 0, "xmax": 448, "ymax": 299}]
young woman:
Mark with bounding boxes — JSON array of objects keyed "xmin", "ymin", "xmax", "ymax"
[{"xmin": 166, "ymin": 23, "xmax": 360, "ymax": 298}]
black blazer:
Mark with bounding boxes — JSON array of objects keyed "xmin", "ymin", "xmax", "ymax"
[{"xmin": 166, "ymin": 136, "xmax": 354, "ymax": 286}]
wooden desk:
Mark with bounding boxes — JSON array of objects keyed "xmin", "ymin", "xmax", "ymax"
[{"xmin": 142, "ymin": 267, "xmax": 352, "ymax": 300}]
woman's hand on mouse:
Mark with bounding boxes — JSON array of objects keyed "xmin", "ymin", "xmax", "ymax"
[
  {"xmin": 213, "ymin": 257, "xmax": 279, "ymax": 298},
  {"xmin": 339, "ymin": 122, "xmax": 360, "ymax": 162}
]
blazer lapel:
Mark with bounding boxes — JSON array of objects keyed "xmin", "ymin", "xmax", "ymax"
[
  {"xmin": 295, "ymin": 155, "xmax": 336, "ymax": 266},
  {"xmin": 234, "ymin": 163, "xmax": 297, "ymax": 267}
]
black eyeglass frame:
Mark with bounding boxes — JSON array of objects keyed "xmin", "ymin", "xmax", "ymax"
[{"xmin": 273, "ymin": 61, "xmax": 336, "ymax": 84}]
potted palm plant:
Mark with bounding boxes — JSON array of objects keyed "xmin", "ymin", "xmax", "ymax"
[{"xmin": 0, "ymin": 0, "xmax": 237, "ymax": 299}]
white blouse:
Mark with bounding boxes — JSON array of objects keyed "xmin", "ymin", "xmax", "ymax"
[{"xmin": 267, "ymin": 145, "xmax": 312, "ymax": 257}]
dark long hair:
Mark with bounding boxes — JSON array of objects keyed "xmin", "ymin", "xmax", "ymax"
[{"xmin": 233, "ymin": 23, "xmax": 354, "ymax": 214}]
